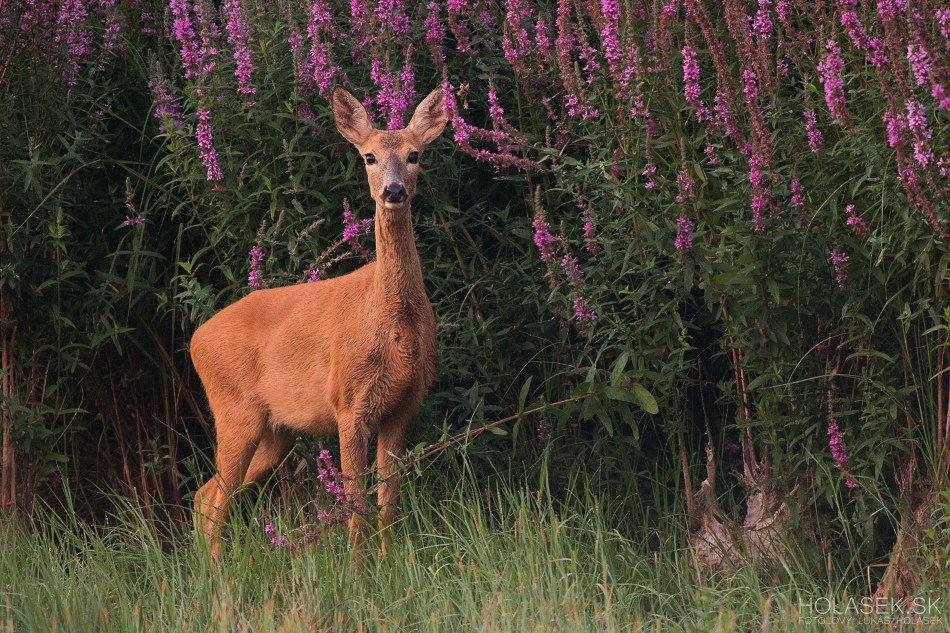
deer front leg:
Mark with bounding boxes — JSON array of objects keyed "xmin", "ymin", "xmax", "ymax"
[
  {"xmin": 376, "ymin": 416, "xmax": 410, "ymax": 556},
  {"xmin": 337, "ymin": 415, "xmax": 370, "ymax": 556}
]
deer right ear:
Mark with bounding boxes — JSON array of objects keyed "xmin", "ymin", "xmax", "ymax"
[{"xmin": 332, "ymin": 88, "xmax": 373, "ymax": 146}]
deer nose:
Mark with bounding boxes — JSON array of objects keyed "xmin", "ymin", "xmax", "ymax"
[{"xmin": 382, "ymin": 183, "xmax": 407, "ymax": 204}]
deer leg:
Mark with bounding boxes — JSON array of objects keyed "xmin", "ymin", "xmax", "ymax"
[
  {"xmin": 195, "ymin": 404, "xmax": 264, "ymax": 559},
  {"xmin": 337, "ymin": 415, "xmax": 370, "ymax": 554},
  {"xmin": 376, "ymin": 416, "xmax": 411, "ymax": 556},
  {"xmin": 242, "ymin": 426, "xmax": 295, "ymax": 487}
]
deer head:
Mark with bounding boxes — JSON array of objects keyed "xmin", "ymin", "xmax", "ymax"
[{"xmin": 332, "ymin": 88, "xmax": 446, "ymax": 210}]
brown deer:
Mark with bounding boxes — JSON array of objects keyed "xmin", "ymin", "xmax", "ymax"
[{"xmin": 191, "ymin": 87, "xmax": 445, "ymax": 559}]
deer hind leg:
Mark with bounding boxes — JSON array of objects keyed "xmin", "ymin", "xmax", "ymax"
[
  {"xmin": 194, "ymin": 402, "xmax": 265, "ymax": 559},
  {"xmin": 242, "ymin": 426, "xmax": 295, "ymax": 487},
  {"xmin": 376, "ymin": 415, "xmax": 411, "ymax": 556}
]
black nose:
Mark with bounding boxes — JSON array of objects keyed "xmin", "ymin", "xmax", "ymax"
[{"xmin": 382, "ymin": 183, "xmax": 407, "ymax": 203}]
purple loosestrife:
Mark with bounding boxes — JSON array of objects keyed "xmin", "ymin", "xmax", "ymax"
[
  {"xmin": 791, "ymin": 178, "xmax": 806, "ymax": 210},
  {"xmin": 749, "ymin": 153, "xmax": 771, "ymax": 233},
  {"xmin": 582, "ymin": 208, "xmax": 601, "ymax": 254},
  {"xmin": 805, "ymin": 109, "xmax": 823, "ymax": 153},
  {"xmin": 375, "ymin": 0, "xmax": 411, "ymax": 35},
  {"xmin": 817, "ymin": 40, "xmax": 848, "ymax": 121},
  {"xmin": 882, "ymin": 109, "xmax": 906, "ymax": 149},
  {"xmin": 342, "ymin": 200, "xmax": 373, "ymax": 258},
  {"xmin": 224, "ymin": 0, "xmax": 256, "ymax": 103},
  {"xmin": 599, "ymin": 0, "xmax": 625, "ymax": 92},
  {"xmin": 839, "ymin": 0, "xmax": 887, "ymax": 68},
  {"xmin": 54, "ymin": 0, "xmax": 91, "ymax": 86},
  {"xmin": 248, "ymin": 245, "xmax": 265, "ymax": 288},
  {"xmin": 752, "ymin": 0, "xmax": 772, "ymax": 40},
  {"xmin": 674, "ymin": 216, "xmax": 694, "ymax": 253},
  {"xmin": 503, "ymin": 0, "xmax": 533, "ymax": 77},
  {"xmin": 556, "ymin": 0, "xmax": 598, "ymax": 119},
  {"xmin": 675, "ymin": 167, "xmax": 695, "ymax": 203},
  {"xmin": 845, "ymin": 204, "xmax": 868, "ymax": 235},
  {"xmin": 425, "ymin": 1, "xmax": 445, "ymax": 65},
  {"xmin": 196, "ymin": 108, "xmax": 223, "ymax": 181},
  {"xmin": 830, "ymin": 249, "xmax": 848, "ymax": 289},
  {"xmin": 532, "ymin": 215, "xmax": 561, "ymax": 264},
  {"xmin": 573, "ymin": 298, "xmax": 597, "ymax": 322},
  {"xmin": 446, "ymin": 0, "xmax": 472, "ymax": 53},
  {"xmin": 304, "ymin": 0, "xmax": 338, "ymax": 99},
  {"xmin": 370, "ymin": 52, "xmax": 416, "ymax": 130},
  {"xmin": 905, "ymin": 100, "xmax": 934, "ymax": 168},
  {"xmin": 827, "ymin": 420, "xmax": 856, "ymax": 487},
  {"xmin": 264, "ymin": 521, "xmax": 288, "ymax": 548},
  {"xmin": 149, "ymin": 76, "xmax": 183, "ymax": 134},
  {"xmin": 316, "ymin": 449, "xmax": 346, "ymax": 502},
  {"xmin": 681, "ymin": 44, "xmax": 710, "ymax": 121},
  {"xmin": 906, "ymin": 43, "xmax": 930, "ymax": 87},
  {"xmin": 642, "ymin": 163, "xmax": 657, "ymax": 189}
]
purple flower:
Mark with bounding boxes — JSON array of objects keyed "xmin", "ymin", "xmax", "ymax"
[
  {"xmin": 572, "ymin": 297, "xmax": 596, "ymax": 322},
  {"xmin": 906, "ymin": 44, "xmax": 930, "ymax": 87},
  {"xmin": 532, "ymin": 215, "xmax": 560, "ymax": 263},
  {"xmin": 791, "ymin": 178, "xmax": 805, "ymax": 209},
  {"xmin": 675, "ymin": 168, "xmax": 695, "ymax": 203},
  {"xmin": 749, "ymin": 155, "xmax": 771, "ymax": 233},
  {"xmin": 827, "ymin": 420, "xmax": 856, "ymax": 487},
  {"xmin": 582, "ymin": 208, "xmax": 601, "ymax": 254},
  {"xmin": 224, "ymin": 0, "xmax": 256, "ymax": 102},
  {"xmin": 830, "ymin": 249, "xmax": 848, "ymax": 289},
  {"xmin": 805, "ymin": 109, "xmax": 823, "ymax": 153},
  {"xmin": 195, "ymin": 108, "xmax": 223, "ymax": 181},
  {"xmin": 425, "ymin": 1, "xmax": 445, "ymax": 63},
  {"xmin": 845, "ymin": 204, "xmax": 867, "ymax": 235},
  {"xmin": 681, "ymin": 45, "xmax": 709, "ymax": 120},
  {"xmin": 641, "ymin": 163, "xmax": 657, "ymax": 189},
  {"xmin": 882, "ymin": 110, "xmax": 906, "ymax": 148},
  {"xmin": 674, "ymin": 216, "xmax": 694, "ymax": 253},
  {"xmin": 248, "ymin": 245, "xmax": 265, "ymax": 288},
  {"xmin": 54, "ymin": 0, "xmax": 91, "ymax": 85},
  {"xmin": 817, "ymin": 40, "xmax": 847, "ymax": 121},
  {"xmin": 148, "ymin": 76, "xmax": 183, "ymax": 134},
  {"xmin": 342, "ymin": 203, "xmax": 372, "ymax": 244},
  {"xmin": 752, "ymin": 0, "xmax": 772, "ymax": 39},
  {"xmin": 839, "ymin": 0, "xmax": 887, "ymax": 68},
  {"xmin": 714, "ymin": 91, "xmax": 739, "ymax": 141},
  {"xmin": 123, "ymin": 214, "xmax": 144, "ymax": 227}
]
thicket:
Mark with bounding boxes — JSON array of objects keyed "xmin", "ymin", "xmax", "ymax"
[{"xmin": 1, "ymin": 0, "xmax": 949, "ymax": 597}]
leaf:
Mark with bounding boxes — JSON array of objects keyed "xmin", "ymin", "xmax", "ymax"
[{"xmin": 603, "ymin": 384, "xmax": 659, "ymax": 415}]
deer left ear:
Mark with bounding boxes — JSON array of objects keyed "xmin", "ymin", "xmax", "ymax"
[{"xmin": 407, "ymin": 88, "xmax": 447, "ymax": 146}]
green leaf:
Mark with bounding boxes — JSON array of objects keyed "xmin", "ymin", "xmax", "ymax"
[{"xmin": 603, "ymin": 384, "xmax": 659, "ymax": 415}]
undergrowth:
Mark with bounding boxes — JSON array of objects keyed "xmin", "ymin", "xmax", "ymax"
[{"xmin": 3, "ymin": 464, "xmax": 947, "ymax": 632}]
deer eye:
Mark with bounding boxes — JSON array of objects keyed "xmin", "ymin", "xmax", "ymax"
[
  {"xmin": 365, "ymin": 154, "xmax": 376, "ymax": 165},
  {"xmin": 407, "ymin": 152, "xmax": 419, "ymax": 164}
]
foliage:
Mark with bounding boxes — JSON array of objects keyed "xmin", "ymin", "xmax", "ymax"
[{"xmin": 1, "ymin": 0, "xmax": 949, "ymax": 597}]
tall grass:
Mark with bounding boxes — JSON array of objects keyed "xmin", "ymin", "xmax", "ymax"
[{"xmin": 3, "ymin": 466, "xmax": 946, "ymax": 631}]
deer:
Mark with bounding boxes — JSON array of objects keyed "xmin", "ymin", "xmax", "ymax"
[{"xmin": 190, "ymin": 87, "xmax": 445, "ymax": 560}]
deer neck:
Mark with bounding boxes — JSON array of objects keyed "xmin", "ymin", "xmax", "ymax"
[{"xmin": 372, "ymin": 203, "xmax": 426, "ymax": 317}]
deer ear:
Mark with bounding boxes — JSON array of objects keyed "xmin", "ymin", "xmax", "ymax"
[
  {"xmin": 332, "ymin": 88, "xmax": 373, "ymax": 146},
  {"xmin": 407, "ymin": 88, "xmax": 447, "ymax": 146}
]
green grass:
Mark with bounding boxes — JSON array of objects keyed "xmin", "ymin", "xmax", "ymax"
[{"xmin": 2, "ymin": 469, "xmax": 947, "ymax": 632}]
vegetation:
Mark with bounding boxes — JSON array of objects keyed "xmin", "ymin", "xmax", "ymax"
[{"xmin": 1, "ymin": 0, "xmax": 949, "ymax": 628}]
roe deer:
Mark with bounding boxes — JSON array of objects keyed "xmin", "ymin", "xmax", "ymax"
[{"xmin": 191, "ymin": 87, "xmax": 445, "ymax": 559}]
